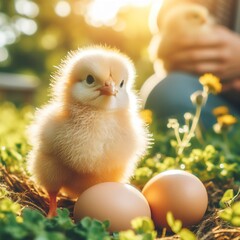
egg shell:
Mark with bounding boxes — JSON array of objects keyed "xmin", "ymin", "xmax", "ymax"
[
  {"xmin": 73, "ymin": 182, "xmax": 151, "ymax": 232},
  {"xmin": 142, "ymin": 170, "xmax": 208, "ymax": 229}
]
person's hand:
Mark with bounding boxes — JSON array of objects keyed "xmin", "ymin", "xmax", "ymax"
[{"xmin": 159, "ymin": 25, "xmax": 240, "ymax": 81}]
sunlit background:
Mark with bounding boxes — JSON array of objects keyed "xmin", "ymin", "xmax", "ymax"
[{"xmin": 0, "ymin": 0, "xmax": 163, "ymax": 105}]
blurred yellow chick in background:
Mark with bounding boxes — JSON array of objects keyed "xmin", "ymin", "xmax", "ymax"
[
  {"xmin": 27, "ymin": 46, "xmax": 150, "ymax": 217},
  {"xmin": 150, "ymin": 3, "xmax": 215, "ymax": 72}
]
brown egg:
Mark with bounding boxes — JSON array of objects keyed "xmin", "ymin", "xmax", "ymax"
[
  {"xmin": 73, "ymin": 182, "xmax": 151, "ymax": 232},
  {"xmin": 142, "ymin": 170, "xmax": 208, "ymax": 229}
]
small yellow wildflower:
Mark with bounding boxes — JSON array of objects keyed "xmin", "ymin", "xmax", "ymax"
[
  {"xmin": 217, "ymin": 114, "xmax": 237, "ymax": 127},
  {"xmin": 212, "ymin": 106, "xmax": 229, "ymax": 117},
  {"xmin": 199, "ymin": 73, "xmax": 222, "ymax": 94},
  {"xmin": 140, "ymin": 109, "xmax": 153, "ymax": 124}
]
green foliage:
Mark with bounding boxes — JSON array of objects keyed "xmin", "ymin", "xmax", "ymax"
[
  {"xmin": 181, "ymin": 145, "xmax": 238, "ymax": 182},
  {"xmin": 219, "ymin": 189, "xmax": 235, "ymax": 208},
  {"xmin": 218, "ymin": 202, "xmax": 240, "ymax": 227},
  {"xmin": 0, "ymin": 198, "xmax": 157, "ymax": 240},
  {"xmin": 0, "ymin": 186, "xmax": 9, "ymax": 199},
  {"xmin": 117, "ymin": 217, "xmax": 157, "ymax": 240},
  {"xmin": 0, "ymin": 204, "xmax": 111, "ymax": 240},
  {"xmin": 166, "ymin": 212, "xmax": 196, "ymax": 240},
  {"xmin": 0, "ymin": 102, "xmax": 33, "ymax": 173},
  {"xmin": 132, "ymin": 121, "xmax": 240, "ymax": 188},
  {"xmin": 0, "ymin": 102, "xmax": 33, "ymax": 145},
  {"xmin": 0, "ymin": 198, "xmax": 21, "ymax": 215},
  {"xmin": 218, "ymin": 188, "xmax": 240, "ymax": 227},
  {"xmin": 132, "ymin": 142, "xmax": 239, "ymax": 188}
]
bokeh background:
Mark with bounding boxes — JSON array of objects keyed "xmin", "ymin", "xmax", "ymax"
[{"xmin": 0, "ymin": 0, "xmax": 162, "ymax": 106}]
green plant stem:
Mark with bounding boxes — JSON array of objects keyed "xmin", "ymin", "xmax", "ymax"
[
  {"xmin": 174, "ymin": 125, "xmax": 182, "ymax": 146},
  {"xmin": 222, "ymin": 130, "xmax": 231, "ymax": 156},
  {"xmin": 177, "ymin": 103, "xmax": 202, "ymax": 156},
  {"xmin": 231, "ymin": 187, "xmax": 240, "ymax": 205}
]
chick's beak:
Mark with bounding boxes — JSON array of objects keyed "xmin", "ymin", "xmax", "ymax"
[{"xmin": 98, "ymin": 81, "xmax": 118, "ymax": 96}]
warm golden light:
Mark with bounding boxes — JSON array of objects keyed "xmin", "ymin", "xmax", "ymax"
[
  {"xmin": 15, "ymin": 17, "xmax": 38, "ymax": 35},
  {"xmin": 55, "ymin": 0, "xmax": 71, "ymax": 17},
  {"xmin": 40, "ymin": 33, "xmax": 58, "ymax": 50},
  {"xmin": 15, "ymin": 0, "xmax": 39, "ymax": 18},
  {"xmin": 85, "ymin": 0, "xmax": 154, "ymax": 27},
  {"xmin": 148, "ymin": 0, "xmax": 164, "ymax": 33}
]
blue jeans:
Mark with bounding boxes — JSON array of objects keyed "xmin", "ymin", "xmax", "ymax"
[{"xmin": 142, "ymin": 72, "xmax": 240, "ymax": 128}]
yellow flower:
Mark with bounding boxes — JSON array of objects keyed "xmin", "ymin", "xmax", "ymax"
[
  {"xmin": 199, "ymin": 73, "xmax": 222, "ymax": 94},
  {"xmin": 217, "ymin": 114, "xmax": 237, "ymax": 127},
  {"xmin": 140, "ymin": 109, "xmax": 153, "ymax": 124},
  {"xmin": 212, "ymin": 106, "xmax": 229, "ymax": 117}
]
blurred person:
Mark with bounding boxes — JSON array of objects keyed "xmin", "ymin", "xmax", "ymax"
[{"xmin": 141, "ymin": 0, "xmax": 240, "ymax": 127}]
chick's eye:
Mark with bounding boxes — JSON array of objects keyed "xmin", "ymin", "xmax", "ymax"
[
  {"xmin": 86, "ymin": 75, "xmax": 95, "ymax": 85},
  {"xmin": 120, "ymin": 80, "xmax": 124, "ymax": 88}
]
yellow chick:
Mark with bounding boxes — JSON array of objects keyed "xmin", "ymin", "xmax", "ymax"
[
  {"xmin": 27, "ymin": 46, "xmax": 150, "ymax": 217},
  {"xmin": 156, "ymin": 3, "xmax": 215, "ymax": 71}
]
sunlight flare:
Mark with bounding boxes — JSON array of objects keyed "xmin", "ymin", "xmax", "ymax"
[
  {"xmin": 85, "ymin": 0, "xmax": 153, "ymax": 27},
  {"xmin": 55, "ymin": 0, "xmax": 71, "ymax": 17}
]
